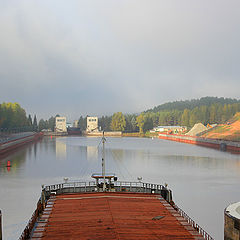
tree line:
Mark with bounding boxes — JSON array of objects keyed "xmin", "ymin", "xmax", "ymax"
[
  {"xmin": 147, "ymin": 96, "xmax": 240, "ymax": 112},
  {"xmin": 38, "ymin": 115, "xmax": 60, "ymax": 131},
  {"xmin": 78, "ymin": 99, "xmax": 240, "ymax": 133},
  {"xmin": 0, "ymin": 102, "xmax": 37, "ymax": 131},
  {"xmin": 2, "ymin": 97, "xmax": 240, "ymax": 134},
  {"xmin": 0, "ymin": 102, "xmax": 58, "ymax": 132}
]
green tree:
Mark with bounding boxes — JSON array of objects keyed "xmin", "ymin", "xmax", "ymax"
[
  {"xmin": 209, "ymin": 104, "xmax": 217, "ymax": 123},
  {"xmin": 33, "ymin": 115, "xmax": 38, "ymax": 131},
  {"xmin": 136, "ymin": 113, "xmax": 145, "ymax": 134},
  {"xmin": 215, "ymin": 104, "xmax": 223, "ymax": 123},
  {"xmin": 143, "ymin": 115, "xmax": 153, "ymax": 132},
  {"xmin": 148, "ymin": 112, "xmax": 159, "ymax": 127},
  {"xmin": 158, "ymin": 112, "xmax": 168, "ymax": 126},
  {"xmin": 0, "ymin": 102, "xmax": 28, "ymax": 129},
  {"xmin": 78, "ymin": 116, "xmax": 87, "ymax": 131},
  {"xmin": 189, "ymin": 108, "xmax": 199, "ymax": 126},
  {"xmin": 38, "ymin": 119, "xmax": 47, "ymax": 131},
  {"xmin": 131, "ymin": 117, "xmax": 137, "ymax": 131},
  {"xmin": 48, "ymin": 116, "xmax": 56, "ymax": 131},
  {"xmin": 28, "ymin": 114, "xmax": 33, "ymax": 127},
  {"xmin": 222, "ymin": 104, "xmax": 228, "ymax": 122},
  {"xmin": 199, "ymin": 106, "xmax": 209, "ymax": 125},
  {"xmin": 110, "ymin": 112, "xmax": 126, "ymax": 131},
  {"xmin": 181, "ymin": 109, "xmax": 190, "ymax": 126},
  {"xmin": 124, "ymin": 114, "xmax": 132, "ymax": 132}
]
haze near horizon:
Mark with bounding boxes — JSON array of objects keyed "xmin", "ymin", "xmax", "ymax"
[{"xmin": 0, "ymin": 0, "xmax": 239, "ymax": 121}]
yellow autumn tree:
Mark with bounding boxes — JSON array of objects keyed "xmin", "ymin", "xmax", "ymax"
[{"xmin": 110, "ymin": 112, "xmax": 126, "ymax": 131}]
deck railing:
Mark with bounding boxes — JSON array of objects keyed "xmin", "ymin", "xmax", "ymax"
[
  {"xmin": 18, "ymin": 181, "xmax": 214, "ymax": 240},
  {"xmin": 175, "ymin": 205, "xmax": 214, "ymax": 240},
  {"xmin": 43, "ymin": 181, "xmax": 165, "ymax": 196},
  {"xmin": 19, "ymin": 199, "xmax": 43, "ymax": 240}
]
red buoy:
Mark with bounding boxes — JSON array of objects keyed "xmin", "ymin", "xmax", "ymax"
[{"xmin": 7, "ymin": 161, "xmax": 11, "ymax": 167}]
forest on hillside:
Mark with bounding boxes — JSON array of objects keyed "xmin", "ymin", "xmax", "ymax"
[
  {"xmin": 78, "ymin": 97, "xmax": 240, "ymax": 133},
  {"xmin": 146, "ymin": 97, "xmax": 239, "ymax": 112}
]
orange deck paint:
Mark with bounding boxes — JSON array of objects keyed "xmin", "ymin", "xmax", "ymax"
[{"xmin": 31, "ymin": 192, "xmax": 204, "ymax": 239}]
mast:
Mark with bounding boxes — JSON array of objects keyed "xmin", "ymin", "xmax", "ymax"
[{"xmin": 102, "ymin": 131, "xmax": 106, "ymax": 191}]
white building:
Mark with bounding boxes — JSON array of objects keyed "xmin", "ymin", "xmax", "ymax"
[
  {"xmin": 55, "ymin": 117, "xmax": 67, "ymax": 132},
  {"xmin": 150, "ymin": 126, "xmax": 187, "ymax": 134},
  {"xmin": 86, "ymin": 117, "xmax": 98, "ymax": 132}
]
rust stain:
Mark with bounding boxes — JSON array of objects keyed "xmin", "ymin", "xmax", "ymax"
[{"xmin": 32, "ymin": 192, "xmax": 203, "ymax": 239}]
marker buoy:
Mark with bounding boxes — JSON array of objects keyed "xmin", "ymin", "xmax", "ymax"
[
  {"xmin": 7, "ymin": 161, "xmax": 11, "ymax": 167},
  {"xmin": 51, "ymin": 136, "xmax": 52, "ymax": 139}
]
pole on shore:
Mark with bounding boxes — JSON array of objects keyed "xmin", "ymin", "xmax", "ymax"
[
  {"xmin": 0, "ymin": 209, "xmax": 2, "ymax": 240},
  {"xmin": 102, "ymin": 131, "xmax": 106, "ymax": 192}
]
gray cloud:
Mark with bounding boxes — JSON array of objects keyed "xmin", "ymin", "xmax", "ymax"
[{"xmin": 0, "ymin": 0, "xmax": 240, "ymax": 121}]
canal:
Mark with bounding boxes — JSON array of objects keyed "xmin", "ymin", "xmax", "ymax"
[{"xmin": 0, "ymin": 136, "xmax": 240, "ymax": 239}]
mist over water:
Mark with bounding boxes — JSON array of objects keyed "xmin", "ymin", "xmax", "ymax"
[{"xmin": 0, "ymin": 136, "xmax": 240, "ymax": 239}]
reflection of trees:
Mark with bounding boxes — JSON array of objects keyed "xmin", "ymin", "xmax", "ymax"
[
  {"xmin": 109, "ymin": 149, "xmax": 124, "ymax": 162},
  {"xmin": 34, "ymin": 143, "xmax": 37, "ymax": 158},
  {"xmin": 158, "ymin": 154, "xmax": 240, "ymax": 172},
  {"xmin": 0, "ymin": 149, "xmax": 27, "ymax": 174},
  {"xmin": 36, "ymin": 137, "xmax": 56, "ymax": 156}
]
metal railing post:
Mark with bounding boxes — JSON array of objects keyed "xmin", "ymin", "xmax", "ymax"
[
  {"xmin": 175, "ymin": 205, "xmax": 214, "ymax": 240},
  {"xmin": 0, "ymin": 210, "xmax": 2, "ymax": 240}
]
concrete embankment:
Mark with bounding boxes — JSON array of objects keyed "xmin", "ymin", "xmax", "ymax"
[
  {"xmin": 42, "ymin": 131, "xmax": 68, "ymax": 136},
  {"xmin": 158, "ymin": 133, "xmax": 240, "ymax": 153},
  {"xmin": 85, "ymin": 131, "xmax": 122, "ymax": 137},
  {"xmin": 0, "ymin": 132, "xmax": 43, "ymax": 155}
]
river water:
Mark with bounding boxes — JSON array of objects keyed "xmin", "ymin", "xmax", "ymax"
[{"xmin": 0, "ymin": 136, "xmax": 240, "ymax": 239}]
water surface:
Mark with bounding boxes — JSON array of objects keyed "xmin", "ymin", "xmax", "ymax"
[{"xmin": 0, "ymin": 136, "xmax": 240, "ymax": 239}]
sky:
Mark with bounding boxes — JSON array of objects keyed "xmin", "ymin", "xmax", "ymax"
[{"xmin": 0, "ymin": 0, "xmax": 240, "ymax": 121}]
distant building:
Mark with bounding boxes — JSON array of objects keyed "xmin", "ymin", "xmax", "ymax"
[
  {"xmin": 86, "ymin": 117, "xmax": 98, "ymax": 132},
  {"xmin": 150, "ymin": 126, "xmax": 187, "ymax": 134},
  {"xmin": 55, "ymin": 117, "xmax": 67, "ymax": 132}
]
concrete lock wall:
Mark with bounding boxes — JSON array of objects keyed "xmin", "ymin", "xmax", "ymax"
[{"xmin": 224, "ymin": 202, "xmax": 240, "ymax": 240}]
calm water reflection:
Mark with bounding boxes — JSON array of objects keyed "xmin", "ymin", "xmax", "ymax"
[{"xmin": 0, "ymin": 136, "xmax": 240, "ymax": 239}]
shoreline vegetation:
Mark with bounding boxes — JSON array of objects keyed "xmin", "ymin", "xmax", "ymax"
[{"xmin": 1, "ymin": 97, "xmax": 240, "ymax": 142}]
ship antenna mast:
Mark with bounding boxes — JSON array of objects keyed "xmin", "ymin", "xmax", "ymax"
[{"xmin": 102, "ymin": 131, "xmax": 106, "ymax": 191}]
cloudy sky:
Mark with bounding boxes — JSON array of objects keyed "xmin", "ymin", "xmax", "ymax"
[{"xmin": 0, "ymin": 0, "xmax": 239, "ymax": 121}]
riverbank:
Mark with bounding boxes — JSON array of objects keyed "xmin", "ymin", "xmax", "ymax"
[
  {"xmin": 122, "ymin": 132, "xmax": 159, "ymax": 137},
  {"xmin": 0, "ymin": 132, "xmax": 43, "ymax": 155},
  {"xmin": 85, "ymin": 131, "xmax": 122, "ymax": 137},
  {"xmin": 158, "ymin": 133, "xmax": 240, "ymax": 153},
  {"xmin": 42, "ymin": 131, "xmax": 68, "ymax": 136}
]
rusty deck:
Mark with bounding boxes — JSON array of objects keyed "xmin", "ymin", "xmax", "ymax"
[{"xmin": 31, "ymin": 192, "xmax": 204, "ymax": 239}]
